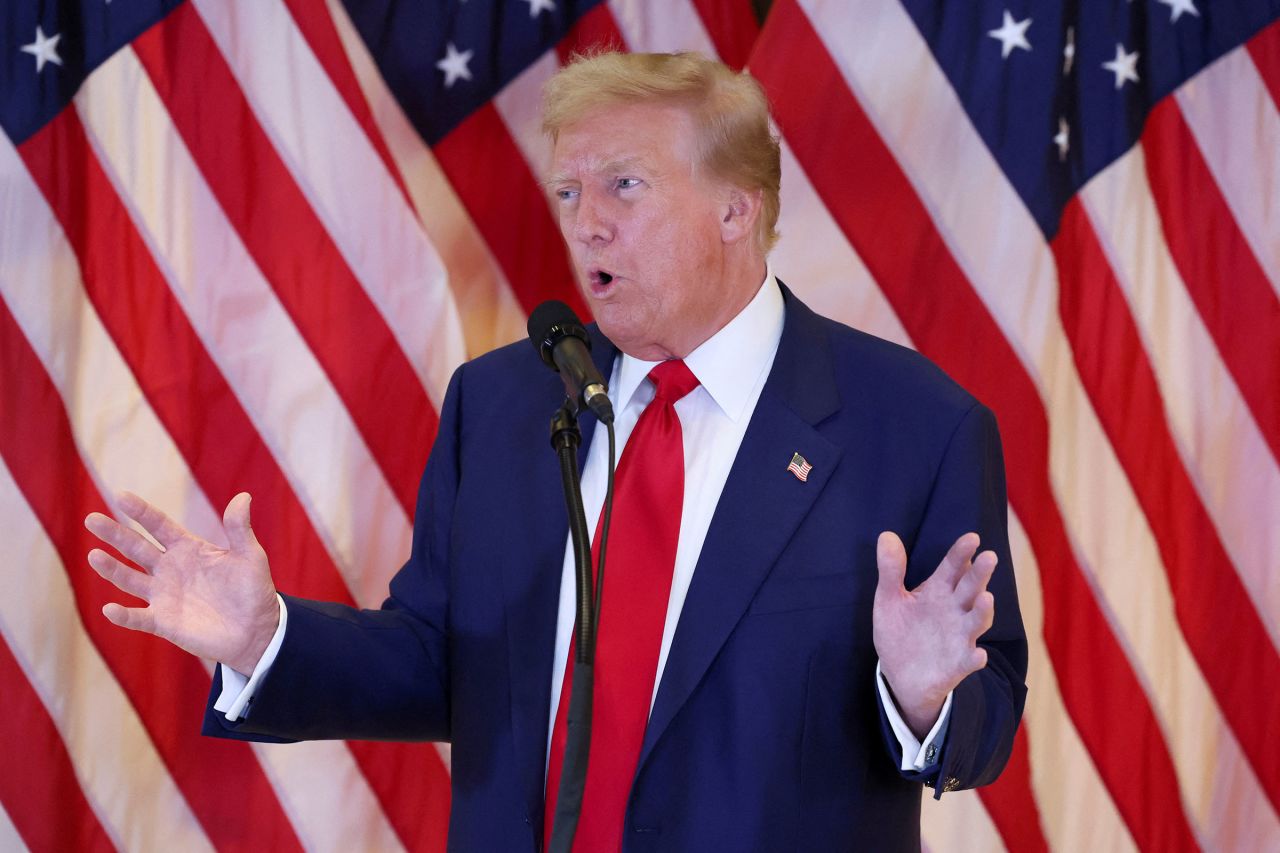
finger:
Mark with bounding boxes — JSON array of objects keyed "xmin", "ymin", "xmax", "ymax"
[
  {"xmin": 102, "ymin": 602, "xmax": 158, "ymax": 636},
  {"xmin": 222, "ymin": 492, "xmax": 261, "ymax": 555},
  {"xmin": 966, "ymin": 590, "xmax": 995, "ymax": 639},
  {"xmin": 934, "ymin": 532, "xmax": 981, "ymax": 589},
  {"xmin": 954, "ymin": 549, "xmax": 998, "ymax": 607},
  {"xmin": 88, "ymin": 548, "xmax": 153, "ymax": 601},
  {"xmin": 117, "ymin": 490, "xmax": 188, "ymax": 550},
  {"xmin": 875, "ymin": 531, "xmax": 908, "ymax": 594},
  {"xmin": 967, "ymin": 645, "xmax": 988, "ymax": 673},
  {"xmin": 85, "ymin": 511, "xmax": 165, "ymax": 571}
]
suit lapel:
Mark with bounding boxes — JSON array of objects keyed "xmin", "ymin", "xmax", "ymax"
[
  {"xmin": 504, "ymin": 328, "xmax": 618, "ymax": 819},
  {"xmin": 638, "ymin": 288, "xmax": 844, "ymax": 772}
]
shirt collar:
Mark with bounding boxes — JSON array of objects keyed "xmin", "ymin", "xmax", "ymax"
[{"xmin": 612, "ymin": 265, "xmax": 785, "ymax": 422}]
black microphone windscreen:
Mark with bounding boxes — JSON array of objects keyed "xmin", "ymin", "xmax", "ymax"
[{"xmin": 528, "ymin": 300, "xmax": 590, "ymax": 369}]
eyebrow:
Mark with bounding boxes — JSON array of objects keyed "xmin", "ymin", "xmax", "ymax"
[{"xmin": 546, "ymin": 156, "xmax": 650, "ymax": 188}]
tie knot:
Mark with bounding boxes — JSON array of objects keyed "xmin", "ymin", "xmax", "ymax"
[{"xmin": 648, "ymin": 359, "xmax": 700, "ymax": 403}]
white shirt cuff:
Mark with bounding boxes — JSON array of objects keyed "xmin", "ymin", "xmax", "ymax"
[
  {"xmin": 213, "ymin": 594, "xmax": 288, "ymax": 722},
  {"xmin": 875, "ymin": 660, "xmax": 953, "ymax": 772}
]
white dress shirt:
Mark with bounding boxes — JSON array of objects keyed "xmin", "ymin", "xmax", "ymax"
[{"xmin": 219, "ymin": 269, "xmax": 948, "ymax": 773}]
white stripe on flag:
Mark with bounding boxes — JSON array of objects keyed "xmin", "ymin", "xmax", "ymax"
[
  {"xmin": 1081, "ymin": 148, "xmax": 1280, "ymax": 649},
  {"xmin": 0, "ymin": 116, "xmax": 222, "ymax": 547},
  {"xmin": 772, "ymin": 138, "xmax": 912, "ymax": 349},
  {"xmin": 608, "ymin": 0, "xmax": 718, "ymax": 54},
  {"xmin": 494, "ymin": 51, "xmax": 560, "ymax": 184},
  {"xmin": 798, "ymin": 0, "xmax": 1059, "ymax": 379},
  {"xmin": 1009, "ymin": 511, "xmax": 1138, "ymax": 853},
  {"xmin": 74, "ymin": 44, "xmax": 414, "ymax": 609},
  {"xmin": 0, "ymin": 801, "xmax": 25, "ymax": 853},
  {"xmin": 1176, "ymin": 48, "xmax": 1280, "ymax": 296},
  {"xmin": 920, "ymin": 790, "xmax": 1006, "ymax": 853},
  {"xmin": 1, "ymin": 101, "xmax": 406, "ymax": 853},
  {"xmin": 190, "ymin": 0, "xmax": 466, "ymax": 403},
  {"xmin": 321, "ymin": 0, "xmax": 529, "ymax": 357},
  {"xmin": 797, "ymin": 0, "xmax": 1280, "ymax": 844},
  {"xmin": 245, "ymin": 738, "xmax": 407, "ymax": 853},
  {"xmin": 1044, "ymin": 343, "xmax": 1280, "ymax": 848},
  {"xmin": 0, "ymin": 459, "xmax": 212, "ymax": 853}
]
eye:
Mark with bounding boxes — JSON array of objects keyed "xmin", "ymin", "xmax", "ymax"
[
  {"xmin": 615, "ymin": 177, "xmax": 642, "ymax": 190},
  {"xmin": 555, "ymin": 187, "xmax": 579, "ymax": 202}
]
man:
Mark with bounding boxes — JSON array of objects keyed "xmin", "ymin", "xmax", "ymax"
[{"xmin": 86, "ymin": 52, "xmax": 1026, "ymax": 851}]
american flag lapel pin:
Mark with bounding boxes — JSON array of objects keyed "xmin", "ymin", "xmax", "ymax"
[{"xmin": 786, "ymin": 452, "xmax": 812, "ymax": 482}]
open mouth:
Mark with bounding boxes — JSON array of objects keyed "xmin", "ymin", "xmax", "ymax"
[{"xmin": 587, "ymin": 267, "xmax": 616, "ymax": 295}]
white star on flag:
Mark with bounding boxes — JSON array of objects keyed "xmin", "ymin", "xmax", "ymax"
[
  {"xmin": 436, "ymin": 42, "xmax": 474, "ymax": 88},
  {"xmin": 988, "ymin": 10, "xmax": 1032, "ymax": 59},
  {"xmin": 1102, "ymin": 43, "xmax": 1141, "ymax": 89},
  {"xmin": 20, "ymin": 25, "xmax": 63, "ymax": 74},
  {"xmin": 1054, "ymin": 117, "xmax": 1070, "ymax": 161},
  {"xmin": 1063, "ymin": 26, "xmax": 1076, "ymax": 74},
  {"xmin": 523, "ymin": 0, "xmax": 556, "ymax": 17},
  {"xmin": 1157, "ymin": 0, "xmax": 1199, "ymax": 23}
]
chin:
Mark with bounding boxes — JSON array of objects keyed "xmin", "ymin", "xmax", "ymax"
[
  {"xmin": 592, "ymin": 316, "xmax": 650, "ymax": 359},
  {"xmin": 593, "ymin": 316, "xmax": 635, "ymax": 352}
]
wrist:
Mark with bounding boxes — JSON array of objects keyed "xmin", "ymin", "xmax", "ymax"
[
  {"xmin": 900, "ymin": 699, "xmax": 945, "ymax": 740},
  {"xmin": 230, "ymin": 595, "xmax": 280, "ymax": 675},
  {"xmin": 882, "ymin": 670, "xmax": 946, "ymax": 740}
]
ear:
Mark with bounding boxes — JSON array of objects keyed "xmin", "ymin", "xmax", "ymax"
[{"xmin": 719, "ymin": 186, "xmax": 762, "ymax": 245}]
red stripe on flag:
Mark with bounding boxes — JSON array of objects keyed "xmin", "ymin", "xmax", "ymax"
[
  {"xmin": 690, "ymin": 0, "xmax": 760, "ymax": 70},
  {"xmin": 133, "ymin": 5, "xmax": 435, "ymax": 516},
  {"xmin": 18, "ymin": 110, "xmax": 356, "ymax": 607},
  {"xmin": 434, "ymin": 103, "xmax": 589, "ymax": 320},
  {"xmin": 1054, "ymin": 197, "xmax": 1280, "ymax": 812},
  {"xmin": 0, "ymin": 630, "xmax": 114, "ymax": 852},
  {"xmin": 26, "ymin": 101, "xmax": 455, "ymax": 850},
  {"xmin": 752, "ymin": 3, "xmax": 1200, "ymax": 849},
  {"xmin": 0, "ymin": 285, "xmax": 304, "ymax": 851},
  {"xmin": 279, "ymin": 0, "xmax": 416, "ymax": 214},
  {"xmin": 21, "ymin": 102, "xmax": 454, "ymax": 853},
  {"xmin": 1247, "ymin": 19, "xmax": 1280, "ymax": 112},
  {"xmin": 347, "ymin": 742, "xmax": 451, "ymax": 853},
  {"xmin": 1143, "ymin": 98, "xmax": 1280, "ymax": 458},
  {"xmin": 977, "ymin": 726, "xmax": 1049, "ymax": 853},
  {"xmin": 555, "ymin": 2, "xmax": 627, "ymax": 64}
]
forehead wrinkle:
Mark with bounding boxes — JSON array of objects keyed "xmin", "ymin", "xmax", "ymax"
[{"xmin": 551, "ymin": 104, "xmax": 705, "ymax": 189}]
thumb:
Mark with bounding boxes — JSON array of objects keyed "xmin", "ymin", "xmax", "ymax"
[
  {"xmin": 876, "ymin": 531, "xmax": 908, "ymax": 594},
  {"xmin": 223, "ymin": 492, "xmax": 261, "ymax": 554}
]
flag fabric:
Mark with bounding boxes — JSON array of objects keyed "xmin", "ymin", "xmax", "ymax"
[
  {"xmin": 0, "ymin": 0, "xmax": 1276, "ymax": 850},
  {"xmin": 786, "ymin": 451, "xmax": 812, "ymax": 482}
]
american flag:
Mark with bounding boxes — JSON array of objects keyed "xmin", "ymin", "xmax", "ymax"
[
  {"xmin": 0, "ymin": 0, "xmax": 1276, "ymax": 849},
  {"xmin": 786, "ymin": 451, "xmax": 812, "ymax": 482}
]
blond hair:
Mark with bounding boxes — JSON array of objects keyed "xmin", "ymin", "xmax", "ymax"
[{"xmin": 543, "ymin": 51, "xmax": 781, "ymax": 252}]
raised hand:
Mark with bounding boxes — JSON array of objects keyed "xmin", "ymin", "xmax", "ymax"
[
  {"xmin": 872, "ymin": 531, "xmax": 997, "ymax": 738},
  {"xmin": 85, "ymin": 491, "xmax": 280, "ymax": 675}
]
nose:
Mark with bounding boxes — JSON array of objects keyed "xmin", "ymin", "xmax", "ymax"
[{"xmin": 572, "ymin": 188, "xmax": 614, "ymax": 245}]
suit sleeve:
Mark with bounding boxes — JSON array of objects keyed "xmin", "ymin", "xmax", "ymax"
[
  {"xmin": 201, "ymin": 364, "xmax": 467, "ymax": 743},
  {"xmin": 876, "ymin": 401, "xmax": 1029, "ymax": 798}
]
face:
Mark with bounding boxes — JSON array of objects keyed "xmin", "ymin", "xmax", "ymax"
[{"xmin": 549, "ymin": 101, "xmax": 756, "ymax": 360}]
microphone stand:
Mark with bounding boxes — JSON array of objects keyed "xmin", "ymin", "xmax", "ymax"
[{"xmin": 547, "ymin": 399, "xmax": 615, "ymax": 853}]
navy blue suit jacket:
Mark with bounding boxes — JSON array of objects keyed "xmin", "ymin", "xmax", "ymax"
[{"xmin": 205, "ymin": 286, "xmax": 1028, "ymax": 851}]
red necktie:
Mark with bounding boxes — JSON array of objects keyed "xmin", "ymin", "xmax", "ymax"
[{"xmin": 544, "ymin": 359, "xmax": 701, "ymax": 851}]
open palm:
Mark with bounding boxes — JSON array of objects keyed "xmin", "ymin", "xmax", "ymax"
[
  {"xmin": 872, "ymin": 530, "xmax": 997, "ymax": 737},
  {"xmin": 85, "ymin": 491, "xmax": 280, "ymax": 674}
]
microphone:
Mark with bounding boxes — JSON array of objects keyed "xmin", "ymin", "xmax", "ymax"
[{"xmin": 528, "ymin": 301, "xmax": 615, "ymax": 425}]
